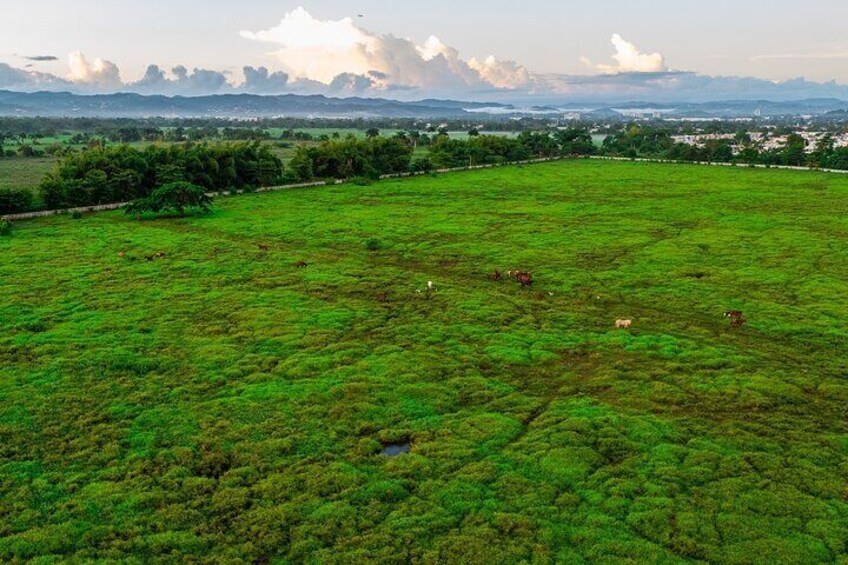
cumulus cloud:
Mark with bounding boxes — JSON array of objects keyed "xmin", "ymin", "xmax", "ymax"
[
  {"xmin": 586, "ymin": 34, "xmax": 668, "ymax": 74},
  {"xmin": 328, "ymin": 72, "xmax": 374, "ymax": 94},
  {"xmin": 67, "ymin": 51, "xmax": 122, "ymax": 88},
  {"xmin": 243, "ymin": 66, "xmax": 290, "ymax": 93},
  {"xmin": 0, "ymin": 63, "xmax": 70, "ymax": 90},
  {"xmin": 240, "ymin": 6, "xmax": 532, "ymax": 93},
  {"xmin": 131, "ymin": 64, "xmax": 231, "ymax": 95},
  {"xmin": 469, "ymin": 56, "xmax": 533, "ymax": 89}
]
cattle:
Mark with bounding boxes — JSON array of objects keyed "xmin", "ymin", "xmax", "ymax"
[
  {"xmin": 487, "ymin": 270, "xmax": 504, "ymax": 281},
  {"xmin": 615, "ymin": 319, "xmax": 633, "ymax": 329},
  {"xmin": 117, "ymin": 251, "xmax": 126, "ymax": 258},
  {"xmin": 295, "ymin": 261, "xmax": 309, "ymax": 268},
  {"xmin": 375, "ymin": 291, "xmax": 388, "ymax": 302},
  {"xmin": 724, "ymin": 311, "xmax": 744, "ymax": 320},
  {"xmin": 258, "ymin": 244, "xmax": 270, "ymax": 252}
]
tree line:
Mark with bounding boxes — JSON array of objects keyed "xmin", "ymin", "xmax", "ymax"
[
  {"xmin": 601, "ymin": 126, "xmax": 848, "ymax": 169},
  {"xmin": 38, "ymin": 142, "xmax": 284, "ymax": 210},
  {"xmin": 2, "ymin": 130, "xmax": 602, "ymax": 214}
]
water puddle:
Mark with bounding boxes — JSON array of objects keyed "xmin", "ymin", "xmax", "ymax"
[{"xmin": 380, "ymin": 442, "xmax": 411, "ymax": 456}]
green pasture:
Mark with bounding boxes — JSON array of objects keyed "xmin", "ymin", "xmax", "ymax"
[{"xmin": 1, "ymin": 160, "xmax": 846, "ymax": 563}]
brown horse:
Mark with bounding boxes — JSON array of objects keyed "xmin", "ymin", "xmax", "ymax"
[
  {"xmin": 730, "ymin": 317, "xmax": 747, "ymax": 328},
  {"xmin": 509, "ymin": 271, "xmax": 533, "ymax": 287}
]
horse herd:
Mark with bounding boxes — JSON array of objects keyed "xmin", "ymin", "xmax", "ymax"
[{"xmin": 119, "ymin": 245, "xmax": 748, "ymax": 330}]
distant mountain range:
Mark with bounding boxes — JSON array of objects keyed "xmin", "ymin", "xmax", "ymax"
[
  {"xmin": 1, "ymin": 90, "xmax": 847, "ymax": 119},
  {"xmin": 0, "ymin": 90, "xmax": 503, "ymax": 119}
]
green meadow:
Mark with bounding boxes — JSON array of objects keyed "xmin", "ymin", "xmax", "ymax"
[
  {"xmin": 1, "ymin": 160, "xmax": 847, "ymax": 563},
  {"xmin": 0, "ymin": 157, "xmax": 55, "ymax": 194}
]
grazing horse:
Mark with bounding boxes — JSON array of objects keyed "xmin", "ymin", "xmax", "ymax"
[
  {"xmin": 730, "ymin": 317, "xmax": 747, "ymax": 328},
  {"xmin": 615, "ymin": 319, "xmax": 632, "ymax": 329},
  {"xmin": 509, "ymin": 271, "xmax": 534, "ymax": 287},
  {"xmin": 487, "ymin": 270, "xmax": 504, "ymax": 281}
]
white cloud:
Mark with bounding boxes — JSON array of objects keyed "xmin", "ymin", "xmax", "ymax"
[
  {"xmin": 67, "ymin": 51, "xmax": 122, "ymax": 87},
  {"xmin": 469, "ymin": 56, "xmax": 533, "ymax": 89},
  {"xmin": 240, "ymin": 6, "xmax": 532, "ymax": 92},
  {"xmin": 589, "ymin": 34, "xmax": 667, "ymax": 74}
]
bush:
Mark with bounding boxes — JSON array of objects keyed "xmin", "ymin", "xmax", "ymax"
[
  {"xmin": 125, "ymin": 182, "xmax": 213, "ymax": 218},
  {"xmin": 71, "ymin": 210, "xmax": 83, "ymax": 220},
  {"xmin": 0, "ymin": 189, "xmax": 34, "ymax": 214},
  {"xmin": 364, "ymin": 238, "xmax": 381, "ymax": 251},
  {"xmin": 0, "ymin": 219, "xmax": 11, "ymax": 236},
  {"xmin": 350, "ymin": 176, "xmax": 373, "ymax": 186},
  {"xmin": 410, "ymin": 157, "xmax": 433, "ymax": 173}
]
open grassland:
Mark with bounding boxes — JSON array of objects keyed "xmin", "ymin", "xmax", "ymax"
[
  {"xmin": 0, "ymin": 157, "xmax": 55, "ymax": 194},
  {"xmin": 1, "ymin": 160, "xmax": 847, "ymax": 563}
]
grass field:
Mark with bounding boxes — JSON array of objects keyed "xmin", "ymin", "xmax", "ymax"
[
  {"xmin": 0, "ymin": 157, "xmax": 55, "ymax": 194},
  {"xmin": 1, "ymin": 160, "xmax": 847, "ymax": 563}
]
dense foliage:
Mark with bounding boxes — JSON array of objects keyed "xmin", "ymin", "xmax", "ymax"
[
  {"xmin": 0, "ymin": 188, "xmax": 33, "ymax": 214},
  {"xmin": 2, "ymin": 161, "xmax": 847, "ymax": 562},
  {"xmin": 428, "ymin": 130, "xmax": 595, "ymax": 168},
  {"xmin": 287, "ymin": 137, "xmax": 413, "ymax": 181},
  {"xmin": 39, "ymin": 142, "xmax": 283, "ymax": 209},
  {"xmin": 125, "ymin": 182, "xmax": 213, "ymax": 217}
]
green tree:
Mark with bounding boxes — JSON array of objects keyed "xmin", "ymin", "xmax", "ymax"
[
  {"xmin": 0, "ymin": 189, "xmax": 34, "ymax": 214},
  {"xmin": 125, "ymin": 182, "xmax": 212, "ymax": 217},
  {"xmin": 781, "ymin": 134, "xmax": 807, "ymax": 167}
]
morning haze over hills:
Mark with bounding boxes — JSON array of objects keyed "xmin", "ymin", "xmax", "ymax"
[{"xmin": 2, "ymin": 2, "xmax": 848, "ymax": 564}]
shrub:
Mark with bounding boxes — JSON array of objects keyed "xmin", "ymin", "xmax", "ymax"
[
  {"xmin": 350, "ymin": 176, "xmax": 373, "ymax": 186},
  {"xmin": 364, "ymin": 238, "xmax": 381, "ymax": 251},
  {"xmin": 410, "ymin": 157, "xmax": 434, "ymax": 173},
  {"xmin": 0, "ymin": 189, "xmax": 33, "ymax": 214},
  {"xmin": 71, "ymin": 210, "xmax": 83, "ymax": 220},
  {"xmin": 0, "ymin": 219, "xmax": 11, "ymax": 236},
  {"xmin": 125, "ymin": 182, "xmax": 212, "ymax": 218}
]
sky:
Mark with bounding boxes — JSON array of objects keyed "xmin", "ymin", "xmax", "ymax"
[{"xmin": 3, "ymin": 0, "xmax": 848, "ymax": 101}]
